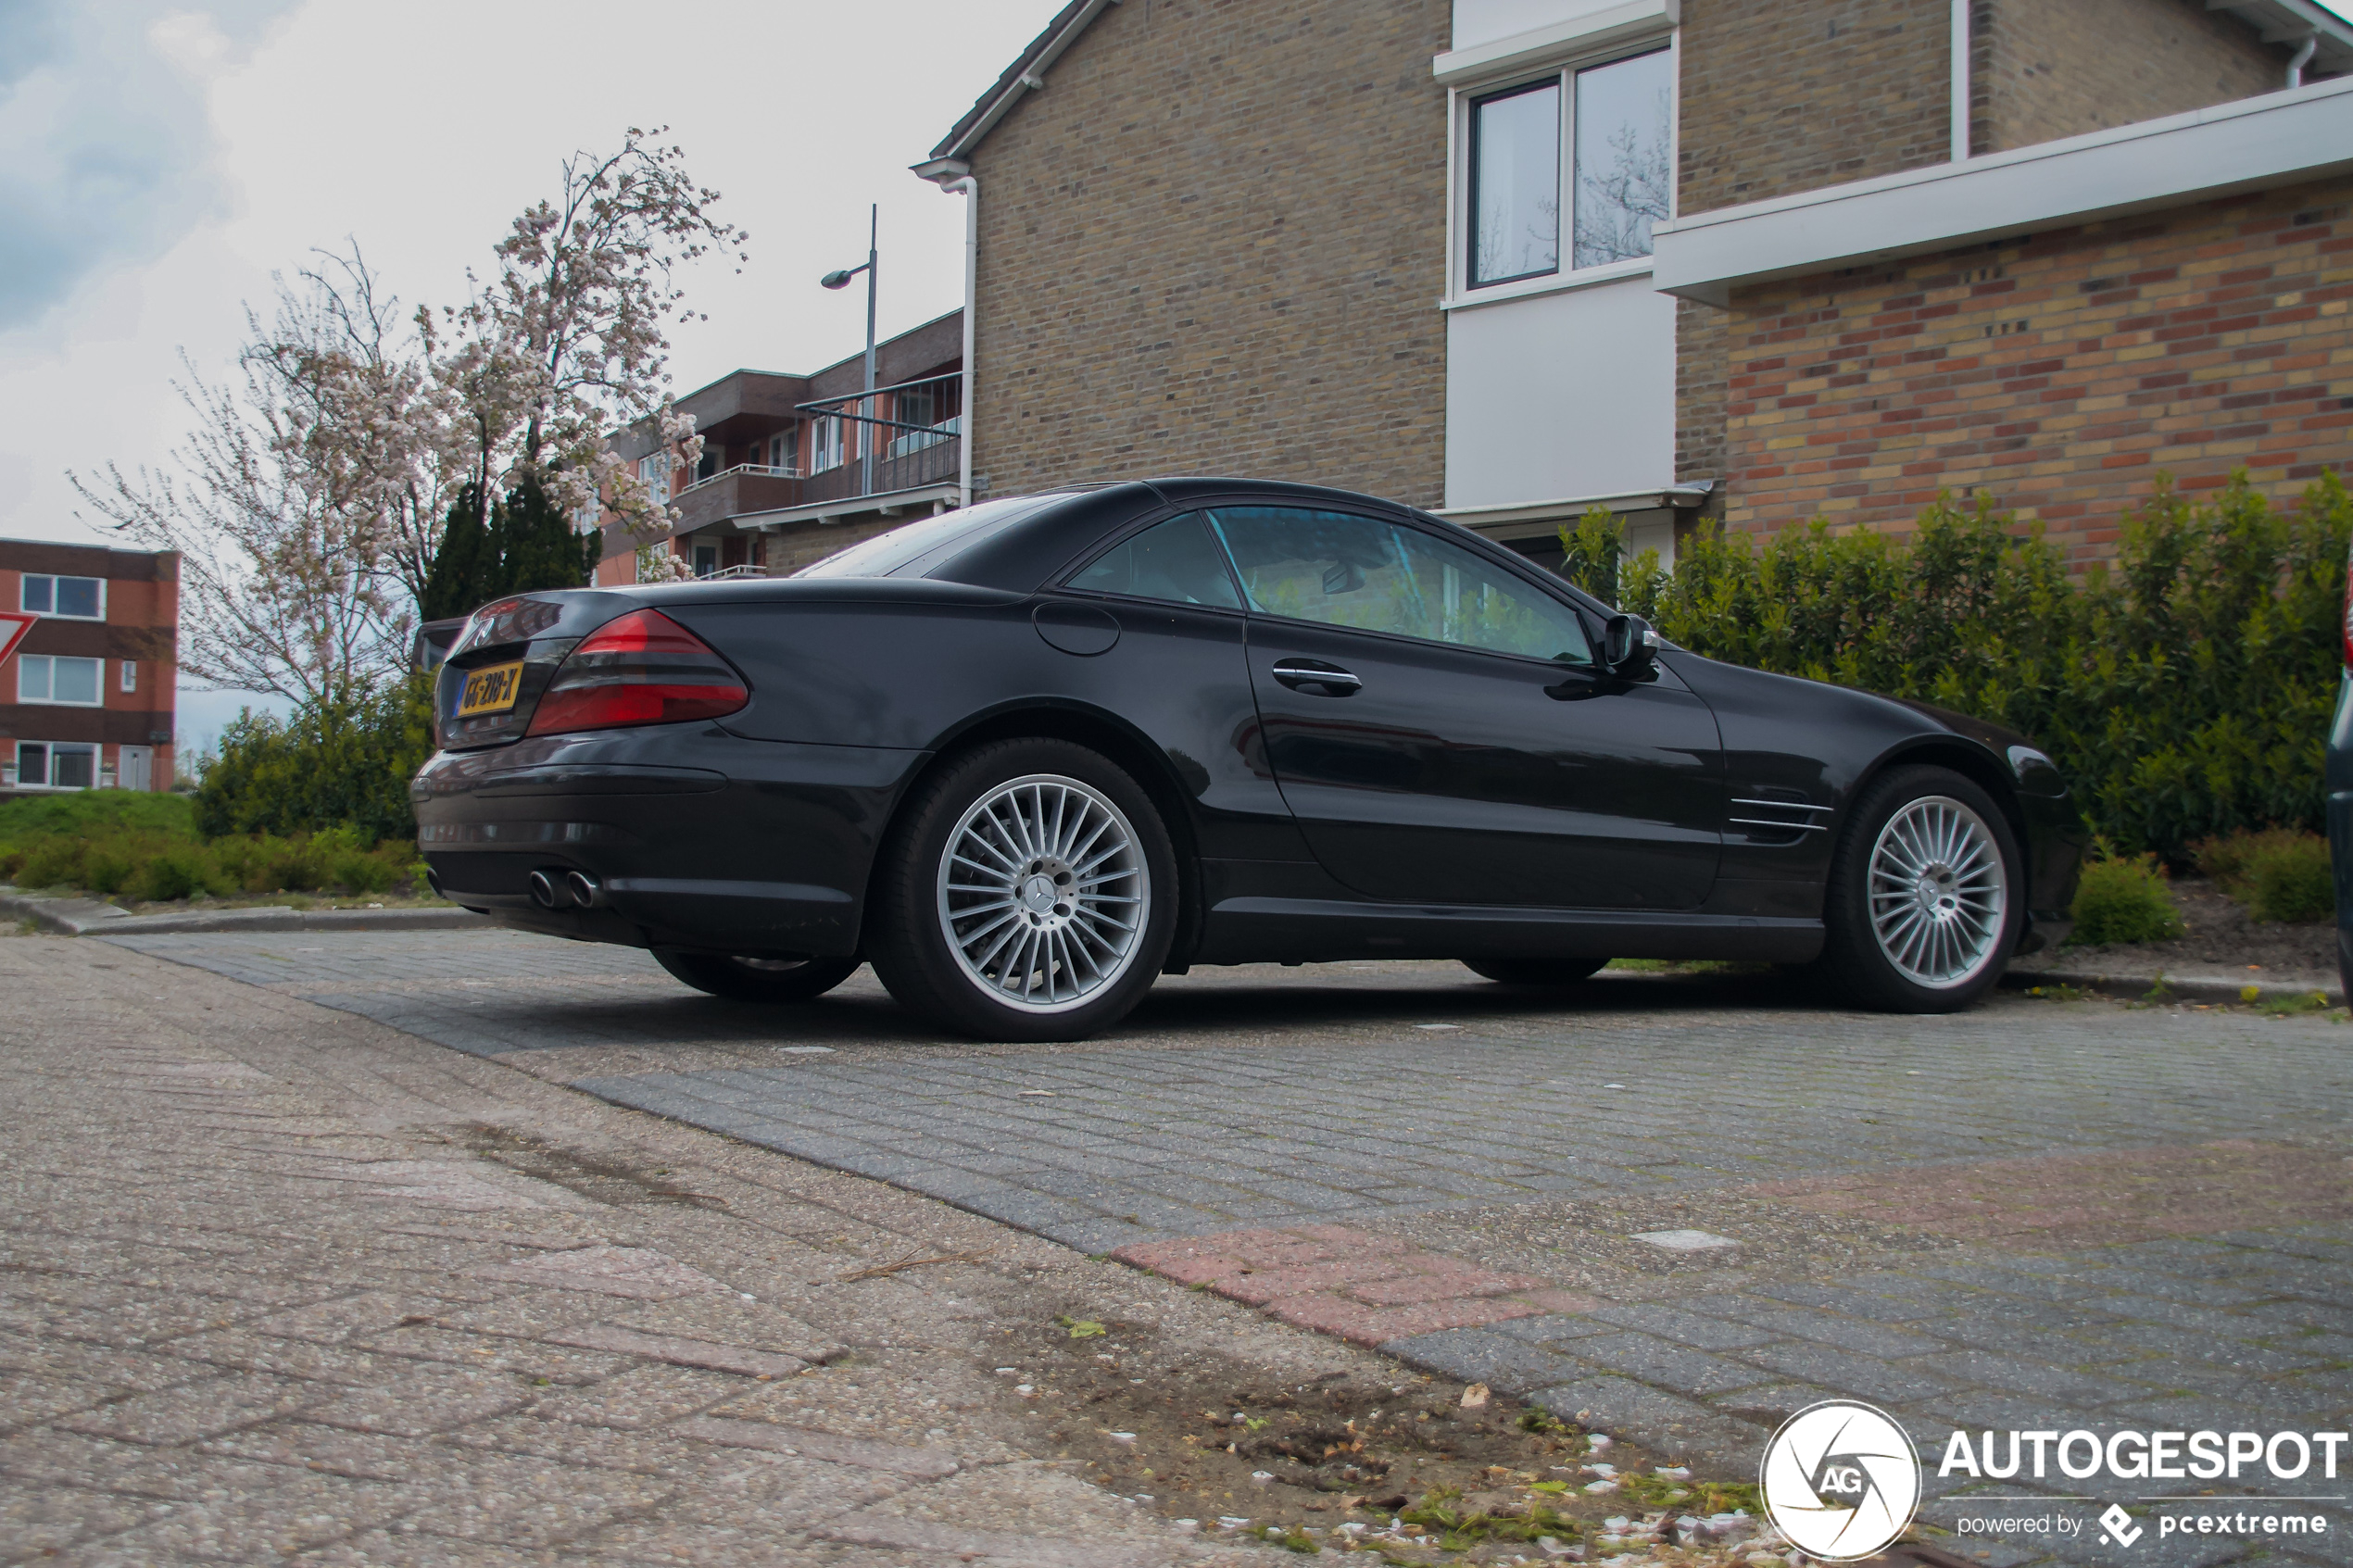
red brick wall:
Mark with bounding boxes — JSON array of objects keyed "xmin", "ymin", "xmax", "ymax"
[{"xmin": 1718, "ymin": 176, "xmax": 2353, "ymax": 561}]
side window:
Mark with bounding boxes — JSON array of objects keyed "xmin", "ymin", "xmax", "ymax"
[
  {"xmin": 1206, "ymin": 507, "xmax": 1592, "ymax": 666},
  {"xmin": 1065, "ymin": 513, "xmax": 1242, "ymax": 609}
]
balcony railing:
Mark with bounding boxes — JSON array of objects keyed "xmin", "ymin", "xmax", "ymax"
[{"xmin": 665, "ymin": 430, "xmax": 962, "ymax": 534}]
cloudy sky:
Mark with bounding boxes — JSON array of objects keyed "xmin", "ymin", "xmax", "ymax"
[{"xmin": 0, "ymin": 0, "xmax": 1061, "ymax": 739}]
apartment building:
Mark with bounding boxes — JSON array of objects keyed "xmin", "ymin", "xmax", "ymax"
[
  {"xmin": 912, "ymin": 0, "xmax": 2350, "ymax": 571},
  {"xmin": 0, "ymin": 540, "xmax": 179, "ymax": 795},
  {"xmin": 596, "ymin": 310, "xmax": 965, "ymax": 583}
]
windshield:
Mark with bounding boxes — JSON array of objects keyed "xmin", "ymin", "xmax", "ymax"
[{"xmin": 793, "ymin": 493, "xmax": 1070, "ymax": 580}]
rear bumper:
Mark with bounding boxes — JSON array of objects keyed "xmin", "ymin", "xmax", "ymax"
[{"xmin": 412, "ymin": 725, "xmax": 926, "ymax": 958}]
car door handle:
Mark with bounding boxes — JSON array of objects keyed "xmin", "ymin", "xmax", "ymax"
[{"xmin": 1270, "ymin": 659, "xmax": 1362, "ymax": 695}]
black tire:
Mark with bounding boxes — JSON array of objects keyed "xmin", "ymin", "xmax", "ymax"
[
  {"xmin": 1817, "ymin": 764, "xmax": 2023, "ymax": 1012},
  {"xmin": 653, "ymin": 949, "xmax": 862, "ymax": 1003},
  {"xmin": 1463, "ymin": 956, "xmax": 1609, "ymax": 986},
  {"xmin": 866, "ymin": 738, "xmax": 1177, "ymax": 1042}
]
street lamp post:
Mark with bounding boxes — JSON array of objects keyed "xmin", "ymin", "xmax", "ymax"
[{"xmin": 820, "ymin": 205, "xmax": 880, "ymax": 498}]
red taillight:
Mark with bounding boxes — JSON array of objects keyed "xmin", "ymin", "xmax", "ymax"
[{"xmin": 525, "ymin": 608, "xmax": 748, "ymax": 737}]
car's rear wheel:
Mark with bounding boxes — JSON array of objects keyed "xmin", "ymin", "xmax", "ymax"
[
  {"xmin": 653, "ymin": 949, "xmax": 862, "ymax": 1003},
  {"xmin": 1818, "ymin": 765, "xmax": 2021, "ymax": 1011},
  {"xmin": 867, "ymin": 739, "xmax": 1176, "ymax": 1042},
  {"xmin": 1463, "ymin": 956, "xmax": 1608, "ymax": 986}
]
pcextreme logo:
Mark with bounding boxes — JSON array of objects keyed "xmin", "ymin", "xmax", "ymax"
[{"xmin": 1759, "ymin": 1400, "xmax": 1924, "ymax": 1562}]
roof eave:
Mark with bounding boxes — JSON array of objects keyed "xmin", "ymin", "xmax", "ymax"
[{"xmin": 923, "ymin": 0, "xmax": 1121, "ymax": 167}]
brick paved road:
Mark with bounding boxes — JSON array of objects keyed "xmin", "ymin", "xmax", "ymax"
[
  {"xmin": 107, "ymin": 930, "xmax": 2353, "ymax": 1567},
  {"xmin": 10, "ymin": 934, "xmax": 1352, "ymax": 1566}
]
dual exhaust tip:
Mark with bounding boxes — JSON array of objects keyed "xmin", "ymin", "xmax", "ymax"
[{"xmin": 527, "ymin": 869, "xmax": 606, "ymax": 910}]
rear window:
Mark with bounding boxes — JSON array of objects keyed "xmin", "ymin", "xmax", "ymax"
[{"xmin": 794, "ymin": 493, "xmax": 1070, "ymax": 581}]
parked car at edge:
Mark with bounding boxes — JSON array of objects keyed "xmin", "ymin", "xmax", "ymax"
[
  {"xmin": 413, "ymin": 479, "xmax": 2086, "ymax": 1042},
  {"xmin": 2331, "ymin": 537, "xmax": 2353, "ymax": 1000}
]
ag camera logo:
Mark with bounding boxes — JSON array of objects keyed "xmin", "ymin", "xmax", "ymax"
[{"xmin": 1761, "ymin": 1399, "xmax": 1923, "ymax": 1561}]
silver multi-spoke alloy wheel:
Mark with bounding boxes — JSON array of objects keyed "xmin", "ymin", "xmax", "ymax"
[
  {"xmin": 1867, "ymin": 795, "xmax": 2008, "ymax": 989},
  {"xmin": 936, "ymin": 773, "xmax": 1150, "ymax": 1014}
]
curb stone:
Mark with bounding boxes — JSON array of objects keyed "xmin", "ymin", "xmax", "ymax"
[
  {"xmin": 0, "ymin": 888, "xmax": 486, "ymax": 936},
  {"xmin": 2002, "ymin": 964, "xmax": 2340, "ymax": 1008}
]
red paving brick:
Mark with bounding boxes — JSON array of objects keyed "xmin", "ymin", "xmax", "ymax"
[{"xmin": 1113, "ymin": 1224, "xmax": 1573, "ymax": 1348}]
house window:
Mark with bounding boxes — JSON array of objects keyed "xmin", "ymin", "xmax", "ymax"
[
  {"xmin": 1464, "ymin": 45, "xmax": 1670, "ymax": 289},
  {"xmin": 18, "ymin": 654, "xmax": 103, "ymax": 706},
  {"xmin": 766, "ymin": 429, "xmax": 799, "ymax": 473},
  {"xmin": 811, "ymin": 415, "xmax": 844, "ymax": 474},
  {"xmin": 1572, "ymin": 49, "xmax": 1671, "ymax": 269},
  {"xmin": 635, "ymin": 453, "xmax": 671, "ymax": 506},
  {"xmin": 1470, "ymin": 80, "xmax": 1561, "ymax": 287},
  {"xmin": 15, "ymin": 741, "xmax": 96, "ymax": 789},
  {"xmin": 695, "ymin": 446, "xmax": 722, "ymax": 483},
  {"xmin": 120, "ymin": 659, "xmax": 137, "ymax": 693},
  {"xmin": 21, "ymin": 573, "xmax": 104, "ymax": 619},
  {"xmin": 691, "ymin": 544, "xmax": 719, "ymax": 578}
]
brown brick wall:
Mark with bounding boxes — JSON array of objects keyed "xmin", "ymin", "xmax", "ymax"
[
  {"xmin": 966, "ymin": 0, "xmax": 1450, "ymax": 509},
  {"xmin": 1677, "ymin": 0, "xmax": 1953, "ymax": 217},
  {"xmin": 1972, "ymin": 0, "xmax": 2284, "ymax": 156},
  {"xmin": 1716, "ymin": 177, "xmax": 2353, "ymax": 561},
  {"xmin": 1676, "ymin": 297, "xmax": 1730, "ymax": 482}
]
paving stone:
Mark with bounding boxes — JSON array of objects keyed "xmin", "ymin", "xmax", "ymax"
[
  {"xmin": 1561, "ymin": 1332, "xmax": 1780, "ymax": 1397},
  {"xmin": 1583, "ymin": 1302, "xmax": 1783, "ymax": 1350},
  {"xmin": 1730, "ymin": 1340, "xmax": 1960, "ymax": 1406},
  {"xmin": 1379, "ymin": 1326, "xmax": 1594, "ymax": 1397},
  {"xmin": 1529, "ymin": 1375, "xmax": 1766, "ymax": 1470},
  {"xmin": 57, "ymin": 1370, "xmax": 325, "ymax": 1444}
]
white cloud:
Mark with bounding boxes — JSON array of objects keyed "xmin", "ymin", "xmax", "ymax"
[{"xmin": 0, "ymin": 1, "xmax": 296, "ymax": 332}]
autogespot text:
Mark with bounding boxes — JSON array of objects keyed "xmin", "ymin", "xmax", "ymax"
[{"xmin": 1939, "ymin": 1428, "xmax": 2351, "ymax": 1481}]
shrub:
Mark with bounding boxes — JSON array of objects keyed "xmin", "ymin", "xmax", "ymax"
[
  {"xmin": 197, "ymin": 674, "xmax": 435, "ymax": 843},
  {"xmin": 2069, "ymin": 849, "xmax": 2186, "ymax": 945},
  {"xmin": 2243, "ymin": 834, "xmax": 2334, "ymax": 924},
  {"xmin": 1588, "ymin": 470, "xmax": 2353, "ymax": 860}
]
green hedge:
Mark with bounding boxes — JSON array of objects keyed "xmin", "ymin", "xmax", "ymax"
[
  {"xmin": 0, "ymin": 790, "xmax": 419, "ymax": 903},
  {"xmin": 197, "ymin": 674, "xmax": 436, "ymax": 844},
  {"xmin": 1565, "ymin": 472, "xmax": 2351, "ymax": 859}
]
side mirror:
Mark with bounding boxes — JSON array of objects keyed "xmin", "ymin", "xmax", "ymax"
[{"xmin": 1604, "ymin": 613, "xmax": 1660, "ymax": 675}]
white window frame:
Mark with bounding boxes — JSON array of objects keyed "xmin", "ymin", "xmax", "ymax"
[
  {"xmin": 16, "ymin": 654, "xmax": 105, "ymax": 707},
  {"xmin": 766, "ymin": 429, "xmax": 800, "ymax": 475},
  {"xmin": 635, "ymin": 453, "xmax": 671, "ymax": 507},
  {"xmin": 12, "ymin": 740, "xmax": 99, "ymax": 790},
  {"xmin": 120, "ymin": 659, "xmax": 137, "ymax": 693},
  {"xmin": 1442, "ymin": 29, "xmax": 1678, "ymax": 311},
  {"xmin": 811, "ymin": 415, "xmax": 845, "ymax": 474},
  {"xmin": 19, "ymin": 573, "xmax": 107, "ymax": 621}
]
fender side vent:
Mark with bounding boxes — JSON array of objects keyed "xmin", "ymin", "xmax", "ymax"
[{"xmin": 1730, "ymin": 793, "xmax": 1831, "ymax": 846}]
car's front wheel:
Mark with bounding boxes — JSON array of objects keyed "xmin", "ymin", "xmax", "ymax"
[
  {"xmin": 867, "ymin": 739, "xmax": 1176, "ymax": 1042},
  {"xmin": 1818, "ymin": 764, "xmax": 2022, "ymax": 1011},
  {"xmin": 653, "ymin": 949, "xmax": 862, "ymax": 1003}
]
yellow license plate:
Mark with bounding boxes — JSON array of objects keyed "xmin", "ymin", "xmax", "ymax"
[{"xmin": 456, "ymin": 660, "xmax": 524, "ymax": 718}]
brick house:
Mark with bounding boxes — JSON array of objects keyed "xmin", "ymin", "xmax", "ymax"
[
  {"xmin": 595, "ymin": 310, "xmax": 966, "ymax": 584},
  {"xmin": 909, "ymin": 0, "xmax": 2350, "ymax": 571},
  {"xmin": 0, "ymin": 540, "xmax": 179, "ymax": 795}
]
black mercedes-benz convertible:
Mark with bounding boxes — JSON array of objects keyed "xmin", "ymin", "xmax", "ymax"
[{"xmin": 414, "ymin": 478, "xmax": 2084, "ymax": 1040}]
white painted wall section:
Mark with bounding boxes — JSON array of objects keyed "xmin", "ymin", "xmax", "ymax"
[
  {"xmin": 1443, "ymin": 275, "xmax": 1676, "ymax": 510},
  {"xmin": 1453, "ymin": 0, "xmax": 1642, "ymax": 51}
]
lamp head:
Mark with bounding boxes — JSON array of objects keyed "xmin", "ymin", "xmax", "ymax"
[{"xmin": 820, "ymin": 269, "xmax": 856, "ymax": 290}]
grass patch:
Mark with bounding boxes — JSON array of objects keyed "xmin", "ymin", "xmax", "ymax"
[
  {"xmin": 0, "ymin": 788, "xmax": 424, "ymax": 903},
  {"xmin": 2262, "ymin": 990, "xmax": 2336, "ymax": 1019}
]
